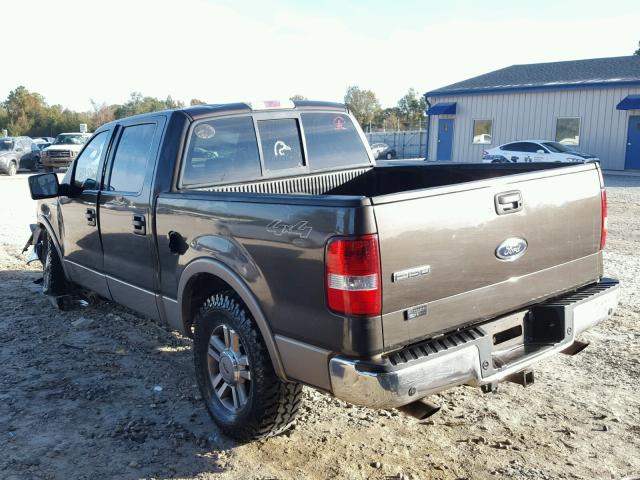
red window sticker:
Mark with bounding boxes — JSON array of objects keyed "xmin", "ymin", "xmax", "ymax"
[{"xmin": 334, "ymin": 116, "xmax": 346, "ymax": 130}]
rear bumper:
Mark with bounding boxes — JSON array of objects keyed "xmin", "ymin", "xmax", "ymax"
[{"xmin": 329, "ymin": 278, "xmax": 620, "ymax": 409}]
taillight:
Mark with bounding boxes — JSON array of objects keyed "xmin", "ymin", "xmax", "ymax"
[
  {"xmin": 326, "ymin": 234, "xmax": 381, "ymax": 316},
  {"xmin": 600, "ymin": 189, "xmax": 607, "ymax": 250}
]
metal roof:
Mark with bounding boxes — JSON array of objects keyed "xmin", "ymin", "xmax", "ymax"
[{"xmin": 427, "ymin": 56, "xmax": 640, "ymax": 97}]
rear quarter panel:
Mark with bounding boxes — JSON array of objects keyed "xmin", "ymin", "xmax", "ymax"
[{"xmin": 155, "ymin": 193, "xmax": 382, "ymax": 355}]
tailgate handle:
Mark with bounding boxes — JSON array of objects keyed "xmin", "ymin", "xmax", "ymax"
[{"xmin": 495, "ymin": 190, "xmax": 523, "ymax": 215}]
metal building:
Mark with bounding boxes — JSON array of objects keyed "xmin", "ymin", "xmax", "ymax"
[{"xmin": 424, "ymin": 56, "xmax": 640, "ymax": 170}]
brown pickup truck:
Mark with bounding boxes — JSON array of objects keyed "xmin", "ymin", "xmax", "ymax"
[{"xmin": 26, "ymin": 100, "xmax": 619, "ymax": 442}]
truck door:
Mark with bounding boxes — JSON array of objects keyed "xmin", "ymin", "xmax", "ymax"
[
  {"xmin": 58, "ymin": 130, "xmax": 113, "ymax": 297},
  {"xmin": 98, "ymin": 117, "xmax": 165, "ymax": 320}
]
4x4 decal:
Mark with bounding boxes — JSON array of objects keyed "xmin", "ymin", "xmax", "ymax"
[{"xmin": 267, "ymin": 220, "xmax": 312, "ymax": 239}]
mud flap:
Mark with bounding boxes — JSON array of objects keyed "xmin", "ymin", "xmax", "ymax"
[{"xmin": 23, "ymin": 224, "xmax": 44, "ymax": 264}]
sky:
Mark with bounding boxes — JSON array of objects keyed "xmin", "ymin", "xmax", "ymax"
[{"xmin": 2, "ymin": 0, "xmax": 639, "ymax": 111}]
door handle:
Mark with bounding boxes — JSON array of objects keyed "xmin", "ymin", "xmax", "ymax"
[
  {"xmin": 132, "ymin": 214, "xmax": 146, "ymax": 235},
  {"xmin": 85, "ymin": 208, "xmax": 96, "ymax": 226},
  {"xmin": 495, "ymin": 190, "xmax": 523, "ymax": 215}
]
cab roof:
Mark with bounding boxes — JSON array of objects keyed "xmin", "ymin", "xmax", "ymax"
[{"xmin": 99, "ymin": 100, "xmax": 347, "ymax": 128}]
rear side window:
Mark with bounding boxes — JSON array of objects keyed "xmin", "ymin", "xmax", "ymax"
[
  {"xmin": 182, "ymin": 116, "xmax": 261, "ymax": 186},
  {"xmin": 257, "ymin": 119, "xmax": 304, "ymax": 171},
  {"xmin": 107, "ymin": 123, "xmax": 157, "ymax": 193},
  {"xmin": 301, "ymin": 113, "xmax": 369, "ymax": 170}
]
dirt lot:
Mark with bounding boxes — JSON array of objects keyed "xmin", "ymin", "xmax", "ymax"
[{"xmin": 0, "ymin": 173, "xmax": 639, "ymax": 480}]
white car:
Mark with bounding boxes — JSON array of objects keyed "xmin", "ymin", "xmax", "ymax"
[
  {"xmin": 370, "ymin": 143, "xmax": 396, "ymax": 160},
  {"xmin": 41, "ymin": 132, "xmax": 92, "ymax": 171},
  {"xmin": 482, "ymin": 140, "xmax": 599, "ymax": 164}
]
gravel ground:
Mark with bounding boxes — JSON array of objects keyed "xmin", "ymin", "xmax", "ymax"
[{"xmin": 0, "ymin": 174, "xmax": 638, "ymax": 480}]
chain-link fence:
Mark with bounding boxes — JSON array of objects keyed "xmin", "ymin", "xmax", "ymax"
[{"xmin": 365, "ymin": 130, "xmax": 427, "ymax": 159}]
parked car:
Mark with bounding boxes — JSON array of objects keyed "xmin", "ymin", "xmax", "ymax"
[
  {"xmin": 33, "ymin": 137, "xmax": 55, "ymax": 145},
  {"xmin": 370, "ymin": 142, "xmax": 396, "ymax": 160},
  {"xmin": 0, "ymin": 136, "xmax": 39, "ymax": 175},
  {"xmin": 482, "ymin": 140, "xmax": 599, "ymax": 163},
  {"xmin": 40, "ymin": 132, "xmax": 91, "ymax": 171},
  {"xmin": 25, "ymin": 100, "xmax": 618, "ymax": 442}
]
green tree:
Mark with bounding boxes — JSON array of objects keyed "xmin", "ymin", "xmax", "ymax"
[
  {"xmin": 2, "ymin": 86, "xmax": 48, "ymax": 135},
  {"xmin": 190, "ymin": 98, "xmax": 207, "ymax": 106},
  {"xmin": 635, "ymin": 40, "xmax": 640, "ymax": 55},
  {"xmin": 397, "ymin": 88, "xmax": 426, "ymax": 129},
  {"xmin": 113, "ymin": 92, "xmax": 184, "ymax": 119},
  {"xmin": 344, "ymin": 86, "xmax": 381, "ymax": 128}
]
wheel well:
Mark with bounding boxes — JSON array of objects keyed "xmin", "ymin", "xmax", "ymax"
[{"xmin": 182, "ymin": 272, "xmax": 235, "ymax": 337}]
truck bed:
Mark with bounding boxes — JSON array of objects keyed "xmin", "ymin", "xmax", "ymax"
[{"xmin": 188, "ymin": 161, "xmax": 604, "ymax": 352}]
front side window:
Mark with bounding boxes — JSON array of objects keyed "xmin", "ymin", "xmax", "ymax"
[
  {"xmin": 73, "ymin": 131, "xmax": 109, "ymax": 190},
  {"xmin": 258, "ymin": 118, "xmax": 304, "ymax": 172},
  {"xmin": 521, "ymin": 142, "xmax": 542, "ymax": 153},
  {"xmin": 182, "ymin": 116, "xmax": 261, "ymax": 187},
  {"xmin": 555, "ymin": 117, "xmax": 580, "ymax": 145},
  {"xmin": 301, "ymin": 113, "xmax": 369, "ymax": 170},
  {"xmin": 107, "ymin": 123, "xmax": 157, "ymax": 193},
  {"xmin": 472, "ymin": 120, "xmax": 492, "ymax": 144}
]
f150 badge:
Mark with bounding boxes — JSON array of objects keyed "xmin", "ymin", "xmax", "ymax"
[{"xmin": 495, "ymin": 237, "xmax": 528, "ymax": 261}]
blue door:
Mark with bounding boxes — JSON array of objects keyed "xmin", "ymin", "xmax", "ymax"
[
  {"xmin": 437, "ymin": 119, "xmax": 454, "ymax": 161},
  {"xmin": 625, "ymin": 116, "xmax": 640, "ymax": 169}
]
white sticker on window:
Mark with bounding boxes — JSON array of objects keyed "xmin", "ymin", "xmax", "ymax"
[
  {"xmin": 274, "ymin": 140, "xmax": 291, "ymax": 156},
  {"xmin": 194, "ymin": 124, "xmax": 216, "ymax": 139}
]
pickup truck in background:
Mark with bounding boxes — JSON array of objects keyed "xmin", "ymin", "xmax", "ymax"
[
  {"xmin": 26, "ymin": 100, "xmax": 619, "ymax": 442},
  {"xmin": 40, "ymin": 132, "xmax": 91, "ymax": 171}
]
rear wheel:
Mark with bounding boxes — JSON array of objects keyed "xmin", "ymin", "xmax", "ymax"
[
  {"xmin": 386, "ymin": 152, "xmax": 393, "ymax": 160},
  {"xmin": 193, "ymin": 292, "xmax": 302, "ymax": 442},
  {"xmin": 7, "ymin": 161, "xmax": 17, "ymax": 176}
]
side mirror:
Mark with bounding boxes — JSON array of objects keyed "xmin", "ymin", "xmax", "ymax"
[
  {"xmin": 536, "ymin": 150, "xmax": 545, "ymax": 154},
  {"xmin": 28, "ymin": 173, "xmax": 59, "ymax": 200},
  {"xmin": 15, "ymin": 146, "xmax": 23, "ymax": 152}
]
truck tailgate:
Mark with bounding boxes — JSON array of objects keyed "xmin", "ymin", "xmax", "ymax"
[{"xmin": 373, "ymin": 164, "xmax": 603, "ymax": 350}]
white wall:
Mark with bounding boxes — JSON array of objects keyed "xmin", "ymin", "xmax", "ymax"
[{"xmin": 426, "ymin": 86, "xmax": 640, "ymax": 170}]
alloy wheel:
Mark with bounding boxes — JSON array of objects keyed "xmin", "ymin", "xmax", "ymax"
[{"xmin": 207, "ymin": 324, "xmax": 251, "ymax": 412}]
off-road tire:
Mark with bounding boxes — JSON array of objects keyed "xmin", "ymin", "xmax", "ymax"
[
  {"xmin": 42, "ymin": 234, "xmax": 68, "ymax": 298},
  {"xmin": 193, "ymin": 292, "xmax": 302, "ymax": 442}
]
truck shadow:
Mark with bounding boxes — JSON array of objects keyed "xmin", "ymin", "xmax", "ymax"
[{"xmin": 0, "ymin": 268, "xmax": 251, "ymax": 480}]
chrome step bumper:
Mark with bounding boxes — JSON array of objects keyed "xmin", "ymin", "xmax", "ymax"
[{"xmin": 329, "ymin": 278, "xmax": 620, "ymax": 409}]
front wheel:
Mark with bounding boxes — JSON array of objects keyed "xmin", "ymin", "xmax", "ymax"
[
  {"xmin": 194, "ymin": 292, "xmax": 302, "ymax": 442},
  {"xmin": 7, "ymin": 161, "xmax": 17, "ymax": 176},
  {"xmin": 42, "ymin": 234, "xmax": 68, "ymax": 298}
]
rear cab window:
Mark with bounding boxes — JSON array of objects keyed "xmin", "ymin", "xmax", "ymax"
[
  {"xmin": 180, "ymin": 110, "xmax": 371, "ymax": 189},
  {"xmin": 301, "ymin": 113, "xmax": 369, "ymax": 170},
  {"xmin": 258, "ymin": 119, "xmax": 304, "ymax": 172}
]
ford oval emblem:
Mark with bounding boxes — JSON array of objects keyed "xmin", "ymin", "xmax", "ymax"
[{"xmin": 495, "ymin": 237, "xmax": 528, "ymax": 261}]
